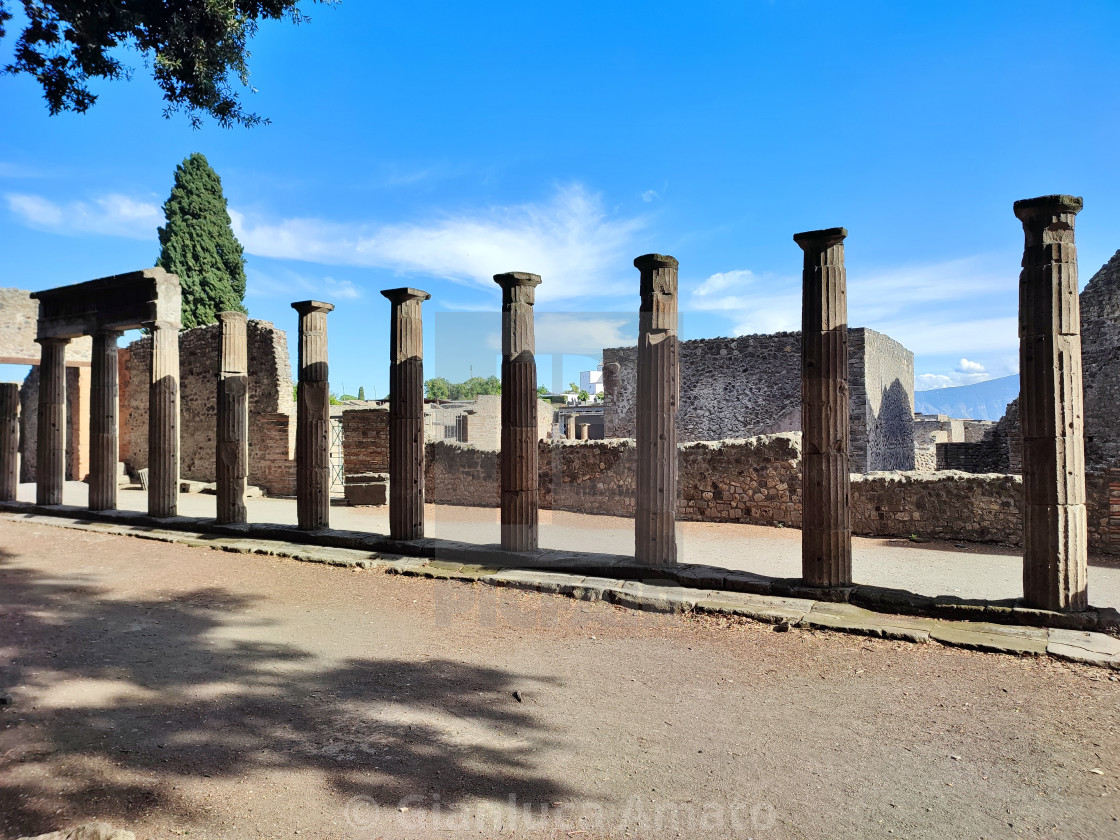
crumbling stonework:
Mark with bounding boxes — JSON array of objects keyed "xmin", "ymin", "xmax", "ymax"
[
  {"xmin": 1081, "ymin": 250, "xmax": 1120, "ymax": 473},
  {"xmin": 117, "ymin": 319, "xmax": 296, "ymax": 496},
  {"xmin": 342, "ymin": 408, "xmax": 390, "ymax": 476},
  {"xmin": 424, "ymin": 395, "xmax": 554, "ymax": 448},
  {"xmin": 603, "ymin": 328, "xmax": 914, "ymax": 471},
  {"xmin": 0, "ymin": 288, "xmax": 91, "ymax": 364},
  {"xmin": 421, "ymin": 433, "xmax": 1120, "ymax": 551}
]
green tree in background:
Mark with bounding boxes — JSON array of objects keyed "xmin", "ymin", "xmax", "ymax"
[
  {"xmin": 157, "ymin": 153, "xmax": 247, "ymax": 329},
  {"xmin": 0, "ymin": 1, "xmax": 335, "ymax": 128},
  {"xmin": 424, "ymin": 376, "xmax": 502, "ymax": 400},
  {"xmin": 358, "ymin": 386, "xmax": 365, "ymax": 400},
  {"xmin": 537, "ymin": 385, "xmax": 550, "ymax": 397}
]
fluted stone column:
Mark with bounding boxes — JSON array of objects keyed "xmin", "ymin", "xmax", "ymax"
[
  {"xmin": 565, "ymin": 414, "xmax": 576, "ymax": 440},
  {"xmin": 89, "ymin": 330, "xmax": 121, "ymax": 511},
  {"xmin": 634, "ymin": 253, "xmax": 679, "ymax": 566},
  {"xmin": 36, "ymin": 337, "xmax": 68, "ymax": 506},
  {"xmin": 0, "ymin": 383, "xmax": 19, "ymax": 502},
  {"xmin": 217, "ymin": 312, "xmax": 249, "ymax": 525},
  {"xmin": 292, "ymin": 301, "xmax": 334, "ymax": 530},
  {"xmin": 147, "ymin": 321, "xmax": 180, "ymax": 517},
  {"xmin": 495, "ymin": 272, "xmax": 541, "ymax": 552},
  {"xmin": 796, "ymin": 227, "xmax": 852, "ymax": 588},
  {"xmin": 381, "ymin": 288, "xmax": 429, "ymax": 540},
  {"xmin": 1015, "ymin": 195, "xmax": 1088, "ymax": 612}
]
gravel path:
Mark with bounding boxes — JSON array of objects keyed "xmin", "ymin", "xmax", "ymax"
[{"xmin": 1, "ymin": 519, "xmax": 1118, "ymax": 839}]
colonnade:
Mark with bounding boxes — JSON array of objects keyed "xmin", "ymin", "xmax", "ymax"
[{"xmin": 0, "ymin": 195, "xmax": 1091, "ymax": 612}]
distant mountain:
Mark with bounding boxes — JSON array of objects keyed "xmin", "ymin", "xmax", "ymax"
[{"xmin": 914, "ymin": 374, "xmax": 1019, "ymax": 421}]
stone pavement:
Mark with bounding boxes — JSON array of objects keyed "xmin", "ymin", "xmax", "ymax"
[{"xmin": 3, "ymin": 499, "xmax": 1118, "ymax": 669}]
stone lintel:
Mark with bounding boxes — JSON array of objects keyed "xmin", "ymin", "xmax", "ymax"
[
  {"xmin": 33, "ymin": 267, "xmax": 181, "ymax": 338},
  {"xmin": 1013, "ymin": 195, "xmax": 1084, "ymax": 222},
  {"xmin": 379, "ymin": 288, "xmax": 431, "ymax": 304},
  {"xmin": 634, "ymin": 253, "xmax": 679, "ymax": 272},
  {"xmin": 291, "ymin": 300, "xmax": 336, "ymax": 316},
  {"xmin": 793, "ymin": 227, "xmax": 848, "ymax": 250}
]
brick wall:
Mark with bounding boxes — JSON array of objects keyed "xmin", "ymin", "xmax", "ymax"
[
  {"xmin": 117, "ymin": 319, "xmax": 296, "ymax": 496},
  {"xmin": 342, "ymin": 408, "xmax": 389, "ymax": 476}
]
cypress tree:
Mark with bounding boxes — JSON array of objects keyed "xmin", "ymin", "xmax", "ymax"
[{"xmin": 157, "ymin": 153, "xmax": 247, "ymax": 329}]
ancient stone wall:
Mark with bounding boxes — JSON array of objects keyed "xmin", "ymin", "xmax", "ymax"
[
  {"xmin": 1081, "ymin": 250, "xmax": 1120, "ymax": 472},
  {"xmin": 0, "ymin": 288, "xmax": 92, "ymax": 364},
  {"xmin": 117, "ymin": 319, "xmax": 296, "ymax": 495},
  {"xmin": 849, "ymin": 328, "xmax": 916, "ymax": 471},
  {"xmin": 423, "ymin": 395, "xmax": 555, "ymax": 449},
  {"xmin": 603, "ymin": 328, "xmax": 914, "ymax": 471},
  {"xmin": 342, "ymin": 408, "xmax": 390, "ymax": 476},
  {"xmin": 17, "ymin": 366, "xmax": 90, "ymax": 482},
  {"xmin": 424, "ymin": 432, "xmax": 1120, "ymax": 551}
]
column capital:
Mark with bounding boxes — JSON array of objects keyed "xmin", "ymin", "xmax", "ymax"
[
  {"xmin": 142, "ymin": 319, "xmax": 181, "ymax": 332},
  {"xmin": 34, "ymin": 335, "xmax": 70, "ymax": 347},
  {"xmin": 793, "ymin": 227, "xmax": 848, "ymax": 250},
  {"xmin": 291, "ymin": 300, "xmax": 335, "ymax": 316},
  {"xmin": 380, "ymin": 288, "xmax": 431, "ymax": 305},
  {"xmin": 494, "ymin": 272, "xmax": 542, "ymax": 305},
  {"xmin": 1013, "ymin": 194, "xmax": 1083, "ymax": 224},
  {"xmin": 218, "ymin": 310, "xmax": 249, "ymax": 325},
  {"xmin": 91, "ymin": 328, "xmax": 124, "ymax": 340},
  {"xmin": 633, "ymin": 253, "xmax": 679, "ymax": 272}
]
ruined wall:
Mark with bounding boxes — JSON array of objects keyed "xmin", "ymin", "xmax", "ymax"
[
  {"xmin": 342, "ymin": 408, "xmax": 390, "ymax": 476},
  {"xmin": 423, "ymin": 395, "xmax": 555, "ymax": 449},
  {"xmin": 603, "ymin": 328, "xmax": 914, "ymax": 471},
  {"xmin": 17, "ymin": 366, "xmax": 90, "ymax": 482},
  {"xmin": 849, "ymin": 328, "xmax": 916, "ymax": 471},
  {"xmin": 0, "ymin": 288, "xmax": 92, "ymax": 364},
  {"xmin": 422, "ymin": 432, "xmax": 1120, "ymax": 551},
  {"xmin": 118, "ymin": 319, "xmax": 296, "ymax": 496},
  {"xmin": 1081, "ymin": 250, "xmax": 1120, "ymax": 472}
]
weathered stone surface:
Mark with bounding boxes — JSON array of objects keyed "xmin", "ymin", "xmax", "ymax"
[
  {"xmin": 798, "ymin": 228, "xmax": 851, "ymax": 587},
  {"xmin": 36, "ymin": 337, "xmax": 68, "ymax": 505},
  {"xmin": 1015, "ymin": 195, "xmax": 1088, "ymax": 611},
  {"xmin": 634, "ymin": 253, "xmax": 679, "ymax": 567},
  {"xmin": 345, "ymin": 481, "xmax": 387, "ymax": 506},
  {"xmin": 495, "ymin": 272, "xmax": 541, "ymax": 551},
  {"xmin": 216, "ymin": 312, "xmax": 249, "ymax": 524},
  {"xmin": 147, "ymin": 321, "xmax": 180, "ymax": 517},
  {"xmin": 292, "ymin": 301, "xmax": 334, "ymax": 530},
  {"xmin": 88, "ymin": 331, "xmax": 121, "ymax": 511},
  {"xmin": 0, "ymin": 382, "xmax": 18, "ymax": 501},
  {"xmin": 1046, "ymin": 628, "xmax": 1120, "ymax": 668},
  {"xmin": 604, "ymin": 328, "xmax": 914, "ymax": 472},
  {"xmin": 382, "ymin": 288, "xmax": 430, "ymax": 540},
  {"xmin": 928, "ymin": 621, "xmax": 1049, "ymax": 655}
]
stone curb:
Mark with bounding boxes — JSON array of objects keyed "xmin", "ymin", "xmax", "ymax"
[{"xmin": 2, "ymin": 506, "xmax": 1119, "ymax": 669}]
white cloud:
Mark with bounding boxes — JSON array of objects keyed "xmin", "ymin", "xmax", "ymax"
[
  {"xmin": 5, "ymin": 192, "xmax": 161, "ymax": 239},
  {"xmin": 916, "ymin": 371, "xmax": 994, "ymax": 390},
  {"xmin": 641, "ymin": 190, "xmax": 659, "ymax": 203},
  {"xmin": 535, "ymin": 313, "xmax": 636, "ymax": 356},
  {"xmin": 247, "ymin": 267, "xmax": 361, "ymax": 301},
  {"xmin": 957, "ymin": 357, "xmax": 986, "ymax": 373},
  {"xmin": 687, "ymin": 268, "xmax": 801, "ymax": 335},
  {"xmin": 231, "ymin": 184, "xmax": 645, "ymax": 304}
]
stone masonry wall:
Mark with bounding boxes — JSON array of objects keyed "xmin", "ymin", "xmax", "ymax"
[
  {"xmin": 342, "ymin": 408, "xmax": 390, "ymax": 476},
  {"xmin": 1081, "ymin": 250, "xmax": 1120, "ymax": 473},
  {"xmin": 603, "ymin": 328, "xmax": 914, "ymax": 472},
  {"xmin": 17, "ymin": 366, "xmax": 89, "ymax": 482},
  {"xmin": 421, "ymin": 432, "xmax": 1120, "ymax": 551},
  {"xmin": 118, "ymin": 319, "xmax": 296, "ymax": 496},
  {"xmin": 0, "ymin": 287, "xmax": 92, "ymax": 364}
]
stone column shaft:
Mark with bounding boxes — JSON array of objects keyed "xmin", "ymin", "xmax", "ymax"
[
  {"xmin": 89, "ymin": 330, "xmax": 121, "ymax": 511},
  {"xmin": 217, "ymin": 312, "xmax": 249, "ymax": 524},
  {"xmin": 381, "ymin": 288, "xmax": 429, "ymax": 540},
  {"xmin": 147, "ymin": 321, "xmax": 180, "ymax": 517},
  {"xmin": 796, "ymin": 227, "xmax": 852, "ymax": 588},
  {"xmin": 495, "ymin": 272, "xmax": 541, "ymax": 552},
  {"xmin": 1015, "ymin": 194, "xmax": 1088, "ymax": 611},
  {"xmin": 36, "ymin": 337, "xmax": 68, "ymax": 506},
  {"xmin": 634, "ymin": 253, "xmax": 679, "ymax": 566},
  {"xmin": 0, "ymin": 382, "xmax": 19, "ymax": 502},
  {"xmin": 292, "ymin": 301, "xmax": 334, "ymax": 530},
  {"xmin": 565, "ymin": 414, "xmax": 576, "ymax": 440}
]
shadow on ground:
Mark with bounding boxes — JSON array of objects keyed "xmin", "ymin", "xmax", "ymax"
[{"xmin": 0, "ymin": 547, "xmax": 572, "ymax": 836}]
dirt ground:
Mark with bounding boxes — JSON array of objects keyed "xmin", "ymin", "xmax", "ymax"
[{"xmin": 1, "ymin": 519, "xmax": 1118, "ymax": 840}]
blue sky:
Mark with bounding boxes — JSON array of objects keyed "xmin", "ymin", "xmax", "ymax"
[{"xmin": 2, "ymin": 0, "xmax": 1118, "ymax": 396}]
